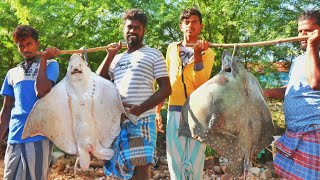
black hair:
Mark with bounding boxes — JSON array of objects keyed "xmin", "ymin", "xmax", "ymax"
[
  {"xmin": 180, "ymin": 8, "xmax": 203, "ymax": 24},
  {"xmin": 298, "ymin": 9, "xmax": 320, "ymax": 25},
  {"xmin": 123, "ymin": 9, "xmax": 148, "ymax": 27},
  {"xmin": 12, "ymin": 25, "xmax": 39, "ymax": 43}
]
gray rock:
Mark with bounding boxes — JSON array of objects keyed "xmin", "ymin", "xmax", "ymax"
[
  {"xmin": 51, "ymin": 151, "xmax": 65, "ymax": 164},
  {"xmin": 261, "ymin": 169, "xmax": 273, "ymax": 179},
  {"xmin": 249, "ymin": 167, "xmax": 261, "ymax": 175},
  {"xmin": 153, "ymin": 172, "xmax": 160, "ymax": 180},
  {"xmin": 213, "ymin": 166, "xmax": 224, "ymax": 174}
]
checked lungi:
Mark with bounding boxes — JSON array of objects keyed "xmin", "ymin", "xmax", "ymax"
[
  {"xmin": 3, "ymin": 139, "xmax": 53, "ymax": 180},
  {"xmin": 274, "ymin": 129, "xmax": 320, "ymax": 180},
  {"xmin": 166, "ymin": 110, "xmax": 206, "ymax": 180},
  {"xmin": 104, "ymin": 114, "xmax": 157, "ymax": 179}
]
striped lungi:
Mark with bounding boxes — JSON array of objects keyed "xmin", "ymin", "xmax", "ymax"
[
  {"xmin": 3, "ymin": 139, "xmax": 53, "ymax": 180},
  {"xmin": 104, "ymin": 114, "xmax": 157, "ymax": 179},
  {"xmin": 274, "ymin": 129, "xmax": 320, "ymax": 180},
  {"xmin": 166, "ymin": 110, "xmax": 206, "ymax": 180}
]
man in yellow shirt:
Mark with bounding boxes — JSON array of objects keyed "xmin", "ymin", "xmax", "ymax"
[{"xmin": 156, "ymin": 8, "xmax": 216, "ymax": 180}]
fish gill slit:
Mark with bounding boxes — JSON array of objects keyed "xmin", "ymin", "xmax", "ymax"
[
  {"xmin": 65, "ymin": 85, "xmax": 73, "ymax": 119},
  {"xmin": 90, "ymin": 78, "xmax": 96, "ymax": 116}
]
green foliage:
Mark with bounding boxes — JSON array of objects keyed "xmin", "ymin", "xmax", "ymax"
[
  {"xmin": 0, "ymin": 1, "xmax": 316, "ymax": 155},
  {"xmin": 205, "ymin": 146, "xmax": 217, "ymax": 157},
  {"xmin": 1, "ymin": 0, "xmax": 318, "ymax": 79},
  {"xmin": 268, "ymin": 99, "xmax": 286, "ymax": 135}
]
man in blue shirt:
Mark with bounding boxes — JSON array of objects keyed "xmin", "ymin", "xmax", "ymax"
[
  {"xmin": 264, "ymin": 10, "xmax": 320, "ymax": 179},
  {"xmin": 0, "ymin": 25, "xmax": 60, "ymax": 180}
]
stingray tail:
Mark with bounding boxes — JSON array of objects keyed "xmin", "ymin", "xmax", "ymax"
[
  {"xmin": 242, "ymin": 155, "xmax": 252, "ymax": 179},
  {"xmin": 78, "ymin": 149, "xmax": 91, "ymax": 171}
]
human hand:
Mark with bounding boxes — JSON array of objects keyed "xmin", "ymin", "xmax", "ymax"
[
  {"xmin": 41, "ymin": 47, "xmax": 59, "ymax": 60},
  {"xmin": 155, "ymin": 112, "xmax": 164, "ymax": 133},
  {"xmin": 106, "ymin": 41, "xmax": 122, "ymax": 55},
  {"xmin": 307, "ymin": 29, "xmax": 320, "ymax": 48},
  {"xmin": 123, "ymin": 102, "xmax": 144, "ymax": 117},
  {"xmin": 194, "ymin": 40, "xmax": 209, "ymax": 55}
]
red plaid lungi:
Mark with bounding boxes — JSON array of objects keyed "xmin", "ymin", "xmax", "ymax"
[{"xmin": 273, "ymin": 130, "xmax": 320, "ymax": 180}]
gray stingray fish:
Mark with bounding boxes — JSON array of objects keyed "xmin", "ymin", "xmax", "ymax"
[
  {"xmin": 179, "ymin": 50, "xmax": 274, "ymax": 176},
  {"xmin": 22, "ymin": 53, "xmax": 132, "ymax": 171}
]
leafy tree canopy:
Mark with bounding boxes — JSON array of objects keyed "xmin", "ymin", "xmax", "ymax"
[{"xmin": 0, "ymin": 0, "xmax": 319, "ymax": 89}]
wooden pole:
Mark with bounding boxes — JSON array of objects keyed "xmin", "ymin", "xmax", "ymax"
[
  {"xmin": 206, "ymin": 36, "xmax": 309, "ymax": 48},
  {"xmin": 57, "ymin": 43, "xmax": 128, "ymax": 55},
  {"xmin": 39, "ymin": 35, "xmax": 310, "ymax": 55}
]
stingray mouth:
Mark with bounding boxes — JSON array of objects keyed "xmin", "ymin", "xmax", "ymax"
[
  {"xmin": 71, "ymin": 69, "xmax": 82, "ymax": 74},
  {"xmin": 223, "ymin": 65, "xmax": 232, "ymax": 72}
]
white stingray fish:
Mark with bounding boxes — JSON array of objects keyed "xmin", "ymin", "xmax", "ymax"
[
  {"xmin": 179, "ymin": 50, "xmax": 274, "ymax": 176},
  {"xmin": 22, "ymin": 53, "xmax": 131, "ymax": 170}
]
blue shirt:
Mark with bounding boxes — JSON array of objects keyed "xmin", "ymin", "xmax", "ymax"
[
  {"xmin": 284, "ymin": 53, "xmax": 320, "ymax": 132},
  {"xmin": 0, "ymin": 59, "xmax": 59, "ymax": 144}
]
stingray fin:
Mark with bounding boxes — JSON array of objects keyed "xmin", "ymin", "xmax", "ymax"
[{"xmin": 22, "ymin": 78, "xmax": 77, "ymax": 154}]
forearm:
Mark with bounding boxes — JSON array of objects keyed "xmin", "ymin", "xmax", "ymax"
[
  {"xmin": 263, "ymin": 87, "xmax": 286, "ymax": 99},
  {"xmin": 0, "ymin": 99, "xmax": 13, "ymax": 140},
  {"xmin": 136, "ymin": 77, "xmax": 171, "ymax": 115},
  {"xmin": 194, "ymin": 53, "xmax": 214, "ymax": 88},
  {"xmin": 96, "ymin": 53, "xmax": 116, "ymax": 80},
  {"xmin": 305, "ymin": 46, "xmax": 320, "ymax": 90},
  {"xmin": 194, "ymin": 51, "xmax": 203, "ymax": 64},
  {"xmin": 35, "ymin": 58, "xmax": 52, "ymax": 98},
  {"xmin": 0, "ymin": 114, "xmax": 10, "ymax": 140},
  {"xmin": 193, "ymin": 40, "xmax": 210, "ymax": 65},
  {"xmin": 140, "ymin": 87, "xmax": 171, "ymax": 114}
]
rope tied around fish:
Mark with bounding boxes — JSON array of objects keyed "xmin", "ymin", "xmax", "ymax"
[{"xmin": 37, "ymin": 35, "xmax": 310, "ymax": 55}]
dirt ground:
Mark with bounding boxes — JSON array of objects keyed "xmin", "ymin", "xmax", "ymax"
[
  {"xmin": 46, "ymin": 155, "xmax": 171, "ymax": 180},
  {"xmin": 0, "ymin": 133, "xmax": 172, "ymax": 180},
  {"xmin": 0, "ymin": 140, "xmax": 277, "ymax": 180},
  {"xmin": 0, "ymin": 127, "xmax": 277, "ymax": 180},
  {"xmin": 0, "ymin": 136, "xmax": 168, "ymax": 180},
  {"xmin": 0, "ymin": 141, "xmax": 120, "ymax": 180}
]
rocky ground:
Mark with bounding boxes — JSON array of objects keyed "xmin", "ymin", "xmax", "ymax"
[
  {"xmin": 45, "ymin": 153, "xmax": 281, "ymax": 180},
  {"xmin": 0, "ymin": 136, "xmax": 283, "ymax": 180}
]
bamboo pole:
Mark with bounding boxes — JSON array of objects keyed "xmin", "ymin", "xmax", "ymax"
[
  {"xmin": 39, "ymin": 35, "xmax": 309, "ymax": 55},
  {"xmin": 57, "ymin": 43, "xmax": 128, "ymax": 55},
  {"xmin": 186, "ymin": 35, "xmax": 309, "ymax": 48}
]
